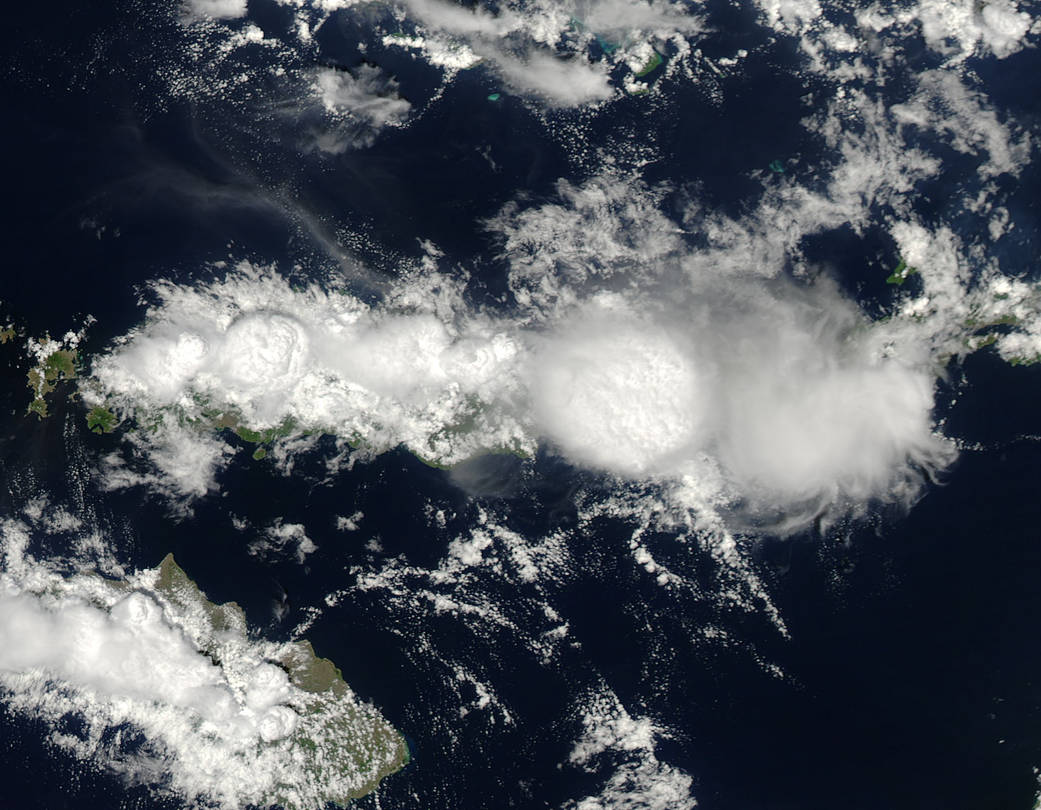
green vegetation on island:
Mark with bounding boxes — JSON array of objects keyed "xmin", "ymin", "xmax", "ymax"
[
  {"xmin": 217, "ymin": 412, "xmax": 299, "ymax": 459},
  {"xmin": 27, "ymin": 343, "xmax": 78, "ymax": 418},
  {"xmin": 418, "ymin": 397, "xmax": 533, "ymax": 469},
  {"xmin": 87, "ymin": 405, "xmax": 119, "ymax": 434},
  {"xmin": 230, "ymin": 419, "xmax": 298, "ymax": 445},
  {"xmin": 187, "ymin": 403, "xmax": 301, "ymax": 451},
  {"xmin": 635, "ymin": 50, "xmax": 663, "ymax": 77},
  {"xmin": 886, "ymin": 258, "xmax": 918, "ymax": 285},
  {"xmin": 154, "ymin": 554, "xmax": 409, "ymax": 808},
  {"xmin": 155, "ymin": 553, "xmax": 247, "ymax": 638}
]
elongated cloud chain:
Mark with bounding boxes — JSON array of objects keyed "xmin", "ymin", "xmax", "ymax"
[{"xmin": 84, "ymin": 250, "xmax": 965, "ymax": 527}]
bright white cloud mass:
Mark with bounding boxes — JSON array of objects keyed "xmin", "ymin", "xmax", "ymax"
[
  {"xmin": 83, "ymin": 163, "xmax": 1030, "ymax": 529},
  {"xmin": 185, "ymin": 0, "xmax": 248, "ymax": 20},
  {"xmin": 531, "ymin": 311, "xmax": 708, "ymax": 477}
]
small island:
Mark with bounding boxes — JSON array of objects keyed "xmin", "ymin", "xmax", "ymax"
[{"xmin": 27, "ymin": 343, "xmax": 78, "ymax": 418}]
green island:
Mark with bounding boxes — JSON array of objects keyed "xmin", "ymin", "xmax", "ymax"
[
  {"xmin": 635, "ymin": 50, "xmax": 663, "ymax": 78},
  {"xmin": 85, "ymin": 395, "xmax": 301, "ymax": 456},
  {"xmin": 222, "ymin": 416, "xmax": 298, "ymax": 446},
  {"xmin": 81, "ymin": 384, "xmax": 530, "ymax": 470},
  {"xmin": 886, "ymin": 258, "xmax": 918, "ymax": 285},
  {"xmin": 154, "ymin": 554, "xmax": 410, "ymax": 809},
  {"xmin": 87, "ymin": 405, "xmax": 119, "ymax": 434},
  {"xmin": 1008, "ymin": 352, "xmax": 1041, "ymax": 366},
  {"xmin": 27, "ymin": 343, "xmax": 78, "ymax": 418},
  {"xmin": 417, "ymin": 399, "xmax": 532, "ymax": 469}
]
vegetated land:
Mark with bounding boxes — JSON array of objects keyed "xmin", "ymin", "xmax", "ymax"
[
  {"xmin": 155, "ymin": 555, "xmax": 410, "ymax": 808},
  {"xmin": 27, "ymin": 346, "xmax": 77, "ymax": 418}
]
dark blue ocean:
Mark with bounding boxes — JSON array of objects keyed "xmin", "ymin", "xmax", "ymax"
[{"xmin": 3, "ymin": 0, "xmax": 1041, "ymax": 808}]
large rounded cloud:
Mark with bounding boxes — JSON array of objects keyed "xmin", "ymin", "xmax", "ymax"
[
  {"xmin": 219, "ymin": 312, "xmax": 311, "ymax": 390},
  {"xmin": 532, "ymin": 316, "xmax": 709, "ymax": 477}
]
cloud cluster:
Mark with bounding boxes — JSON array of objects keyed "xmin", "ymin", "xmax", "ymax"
[
  {"xmin": 0, "ymin": 590, "xmax": 298, "ymax": 741},
  {"xmin": 179, "ymin": 0, "xmax": 703, "ymax": 107},
  {"xmin": 754, "ymin": 0, "xmax": 1036, "ymax": 61},
  {"xmin": 185, "ymin": 0, "xmax": 248, "ymax": 20},
  {"xmin": 529, "ymin": 281, "xmax": 954, "ymax": 513},
  {"xmin": 174, "ymin": 0, "xmax": 1039, "ymax": 123},
  {"xmin": 84, "ymin": 241, "xmax": 965, "ymax": 528},
  {"xmin": 380, "ymin": 0, "xmax": 616, "ymax": 106},
  {"xmin": 82, "ymin": 11, "xmax": 1041, "ymax": 520},
  {"xmin": 310, "ymin": 64, "xmax": 413, "ymax": 152},
  {"xmin": 88, "ymin": 268, "xmax": 529, "ymax": 480},
  {"xmin": 531, "ymin": 311, "xmax": 707, "ymax": 477},
  {"xmin": 99, "ymin": 416, "xmax": 234, "ymax": 510},
  {"xmin": 380, "ymin": 0, "xmax": 702, "ymax": 105},
  {"xmin": 563, "ymin": 687, "xmax": 696, "ymax": 810},
  {"xmin": 250, "ymin": 519, "xmax": 319, "ymax": 563}
]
